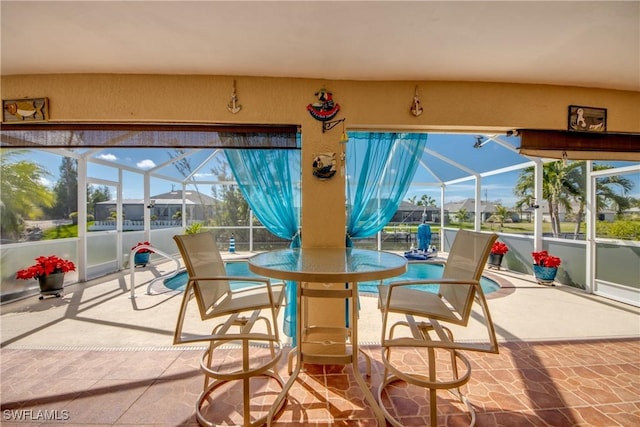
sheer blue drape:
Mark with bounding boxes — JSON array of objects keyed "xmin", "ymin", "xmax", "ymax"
[
  {"xmin": 346, "ymin": 132, "xmax": 428, "ymax": 246},
  {"xmin": 225, "ymin": 149, "xmax": 301, "ymax": 246},
  {"xmin": 223, "ymin": 142, "xmax": 301, "ymax": 338}
]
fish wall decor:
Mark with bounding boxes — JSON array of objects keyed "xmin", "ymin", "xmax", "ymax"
[{"xmin": 3, "ymin": 98, "xmax": 49, "ymax": 122}]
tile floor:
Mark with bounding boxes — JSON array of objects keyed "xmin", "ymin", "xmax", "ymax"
[
  {"xmin": 1, "ymin": 338, "xmax": 639, "ymax": 426},
  {"xmin": 1, "ymin": 257, "xmax": 639, "ymax": 426}
]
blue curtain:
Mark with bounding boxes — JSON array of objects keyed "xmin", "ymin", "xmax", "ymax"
[
  {"xmin": 222, "ymin": 140, "xmax": 301, "ymax": 339},
  {"xmin": 225, "ymin": 149, "xmax": 301, "ymax": 247},
  {"xmin": 346, "ymin": 132, "xmax": 428, "ymax": 246}
]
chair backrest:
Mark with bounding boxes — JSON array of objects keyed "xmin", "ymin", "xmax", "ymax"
[
  {"xmin": 440, "ymin": 230, "xmax": 498, "ymax": 320},
  {"xmin": 173, "ymin": 231, "xmax": 231, "ymax": 317}
]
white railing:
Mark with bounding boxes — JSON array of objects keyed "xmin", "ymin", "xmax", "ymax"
[{"xmin": 128, "ymin": 244, "xmax": 181, "ymax": 299}]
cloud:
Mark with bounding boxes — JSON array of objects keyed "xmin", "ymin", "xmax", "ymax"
[
  {"xmin": 194, "ymin": 172, "xmax": 215, "ymax": 178},
  {"xmin": 137, "ymin": 159, "xmax": 156, "ymax": 169},
  {"xmin": 97, "ymin": 153, "xmax": 117, "ymax": 161}
]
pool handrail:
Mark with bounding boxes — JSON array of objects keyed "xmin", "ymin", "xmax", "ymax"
[{"xmin": 129, "ymin": 244, "xmax": 181, "ymax": 299}]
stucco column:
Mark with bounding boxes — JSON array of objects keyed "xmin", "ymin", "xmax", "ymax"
[
  {"xmin": 300, "ymin": 118, "xmax": 347, "ymax": 347},
  {"xmin": 300, "ymin": 121, "xmax": 346, "ymax": 247}
]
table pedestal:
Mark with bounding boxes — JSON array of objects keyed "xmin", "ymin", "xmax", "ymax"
[
  {"xmin": 270, "ymin": 280, "xmax": 384, "ymax": 425},
  {"xmin": 248, "ymin": 248, "xmax": 407, "ymax": 426}
]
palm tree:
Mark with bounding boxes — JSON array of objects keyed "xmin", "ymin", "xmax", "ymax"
[
  {"xmin": 515, "ymin": 161, "xmax": 575, "ymax": 237},
  {"xmin": 0, "ymin": 150, "xmax": 54, "ymax": 241},
  {"xmin": 487, "ymin": 204, "xmax": 510, "ymax": 231},
  {"xmin": 454, "ymin": 207, "xmax": 468, "ymax": 227},
  {"xmin": 417, "ymin": 195, "xmax": 436, "ymax": 207},
  {"xmin": 414, "ymin": 195, "xmax": 437, "ymax": 222},
  {"xmin": 515, "ymin": 160, "xmax": 634, "ymax": 238},
  {"xmin": 567, "ymin": 162, "xmax": 633, "ymax": 237}
]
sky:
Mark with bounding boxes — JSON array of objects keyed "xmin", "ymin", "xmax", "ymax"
[
  {"xmin": 4, "ymin": 133, "xmax": 639, "ymax": 210},
  {"xmin": 406, "ymin": 170, "xmax": 525, "ymax": 207}
]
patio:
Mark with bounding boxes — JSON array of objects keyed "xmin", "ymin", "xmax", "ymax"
[{"xmin": 1, "ymin": 256, "xmax": 639, "ymax": 426}]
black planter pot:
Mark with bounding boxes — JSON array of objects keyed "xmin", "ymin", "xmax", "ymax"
[
  {"xmin": 487, "ymin": 253, "xmax": 504, "ymax": 270},
  {"xmin": 38, "ymin": 272, "xmax": 64, "ymax": 299}
]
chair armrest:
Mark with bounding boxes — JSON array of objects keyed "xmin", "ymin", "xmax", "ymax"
[
  {"xmin": 380, "ymin": 279, "xmax": 481, "ymax": 310},
  {"xmin": 386, "ymin": 278, "xmax": 480, "ymax": 289},
  {"xmin": 187, "ymin": 275, "xmax": 278, "ymax": 292},
  {"xmin": 189, "ymin": 275, "xmax": 269, "ymax": 283}
]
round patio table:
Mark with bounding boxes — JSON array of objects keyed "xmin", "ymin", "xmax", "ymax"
[{"xmin": 249, "ymin": 247, "xmax": 407, "ymax": 425}]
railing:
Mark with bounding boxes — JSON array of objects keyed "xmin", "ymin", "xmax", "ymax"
[
  {"xmin": 90, "ymin": 220, "xmax": 182, "ymax": 231},
  {"xmin": 128, "ymin": 244, "xmax": 181, "ymax": 299}
]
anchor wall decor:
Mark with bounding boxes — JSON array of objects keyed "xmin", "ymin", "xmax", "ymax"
[
  {"xmin": 227, "ymin": 80, "xmax": 242, "ymax": 114},
  {"xmin": 410, "ymin": 86, "xmax": 423, "ymax": 117}
]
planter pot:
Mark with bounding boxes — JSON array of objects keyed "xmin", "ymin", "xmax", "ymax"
[
  {"xmin": 533, "ymin": 265, "xmax": 558, "ymax": 285},
  {"xmin": 38, "ymin": 272, "xmax": 64, "ymax": 299},
  {"xmin": 134, "ymin": 252, "xmax": 150, "ymax": 267},
  {"xmin": 487, "ymin": 253, "xmax": 504, "ymax": 270}
]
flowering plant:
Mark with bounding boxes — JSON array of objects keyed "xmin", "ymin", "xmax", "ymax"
[
  {"xmin": 132, "ymin": 241, "xmax": 154, "ymax": 254},
  {"xmin": 16, "ymin": 255, "xmax": 76, "ymax": 280},
  {"xmin": 532, "ymin": 251, "xmax": 561, "ymax": 268},
  {"xmin": 491, "ymin": 242, "xmax": 509, "ymax": 255}
]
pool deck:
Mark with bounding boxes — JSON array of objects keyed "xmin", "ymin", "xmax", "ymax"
[{"xmin": 1, "ymin": 252, "xmax": 639, "ymax": 426}]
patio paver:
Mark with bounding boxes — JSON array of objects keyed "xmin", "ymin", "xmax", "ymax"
[{"xmin": 1, "ymin": 258, "xmax": 639, "ymax": 425}]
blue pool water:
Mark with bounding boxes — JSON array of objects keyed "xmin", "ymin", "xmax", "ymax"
[
  {"xmin": 359, "ymin": 262, "xmax": 499, "ymax": 294},
  {"xmin": 163, "ymin": 261, "xmax": 500, "ymax": 295},
  {"xmin": 163, "ymin": 261, "xmax": 264, "ymax": 291}
]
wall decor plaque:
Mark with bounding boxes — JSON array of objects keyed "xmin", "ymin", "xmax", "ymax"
[
  {"xmin": 312, "ymin": 152, "xmax": 337, "ymax": 180},
  {"xmin": 307, "ymin": 88, "xmax": 340, "ymax": 122},
  {"xmin": 568, "ymin": 105, "xmax": 606, "ymax": 133},
  {"xmin": 3, "ymin": 97, "xmax": 49, "ymax": 122}
]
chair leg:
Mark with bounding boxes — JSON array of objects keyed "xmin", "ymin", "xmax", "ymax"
[
  {"xmin": 358, "ymin": 348, "xmax": 372, "ymax": 377},
  {"xmin": 428, "ymin": 346, "xmax": 438, "ymax": 427},
  {"xmin": 287, "ymin": 346, "xmax": 297, "ymax": 375},
  {"xmin": 379, "ymin": 342, "xmax": 477, "ymax": 427},
  {"xmin": 203, "ymin": 341, "xmax": 215, "ymax": 390},
  {"xmin": 377, "ymin": 347, "xmax": 404, "ymax": 427},
  {"xmin": 267, "ymin": 353, "xmax": 300, "ymax": 426},
  {"xmin": 195, "ymin": 333, "xmax": 286, "ymax": 427},
  {"xmin": 243, "ymin": 338, "xmax": 250, "ymax": 426}
]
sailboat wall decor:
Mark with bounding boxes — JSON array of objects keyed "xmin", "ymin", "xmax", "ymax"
[{"xmin": 307, "ymin": 87, "xmax": 340, "ymax": 121}]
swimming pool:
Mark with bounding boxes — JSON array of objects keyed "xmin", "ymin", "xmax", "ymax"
[
  {"xmin": 163, "ymin": 261, "xmax": 500, "ymax": 295},
  {"xmin": 163, "ymin": 261, "xmax": 265, "ymax": 291},
  {"xmin": 359, "ymin": 262, "xmax": 499, "ymax": 294}
]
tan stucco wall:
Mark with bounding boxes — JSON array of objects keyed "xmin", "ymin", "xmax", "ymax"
[{"xmin": 3, "ymin": 74, "xmax": 640, "ymax": 249}]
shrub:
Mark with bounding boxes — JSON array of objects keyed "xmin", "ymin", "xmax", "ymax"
[{"xmin": 185, "ymin": 223, "xmax": 203, "ymax": 235}]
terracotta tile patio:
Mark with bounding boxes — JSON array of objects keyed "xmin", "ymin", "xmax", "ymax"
[
  {"xmin": 1, "ymin": 339, "xmax": 639, "ymax": 426},
  {"xmin": 1, "ymin": 259, "xmax": 639, "ymax": 426}
]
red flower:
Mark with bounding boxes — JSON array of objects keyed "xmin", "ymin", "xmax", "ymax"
[
  {"xmin": 532, "ymin": 251, "xmax": 562, "ymax": 268},
  {"xmin": 16, "ymin": 255, "xmax": 76, "ymax": 280},
  {"xmin": 491, "ymin": 242, "xmax": 509, "ymax": 255},
  {"xmin": 131, "ymin": 241, "xmax": 154, "ymax": 254}
]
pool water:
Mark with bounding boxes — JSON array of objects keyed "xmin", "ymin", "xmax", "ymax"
[
  {"xmin": 164, "ymin": 261, "xmax": 500, "ymax": 295},
  {"xmin": 360, "ymin": 262, "xmax": 499, "ymax": 294},
  {"xmin": 163, "ymin": 261, "xmax": 264, "ymax": 291}
]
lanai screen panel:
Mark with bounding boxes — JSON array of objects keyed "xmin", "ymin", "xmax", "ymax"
[{"xmin": 0, "ymin": 123, "xmax": 300, "ymax": 149}]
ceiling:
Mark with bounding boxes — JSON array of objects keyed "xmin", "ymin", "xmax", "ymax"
[{"xmin": 2, "ymin": 1, "xmax": 639, "ymax": 92}]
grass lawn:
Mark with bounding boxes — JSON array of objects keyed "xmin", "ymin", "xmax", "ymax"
[
  {"xmin": 41, "ymin": 223, "xmax": 80, "ymax": 239},
  {"xmin": 36, "ymin": 220, "xmax": 639, "ymax": 241}
]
